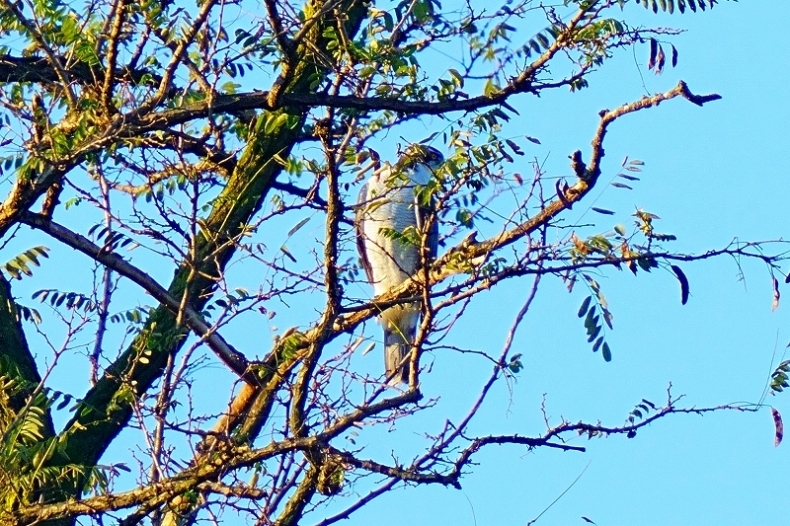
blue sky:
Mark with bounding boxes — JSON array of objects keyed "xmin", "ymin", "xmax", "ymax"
[{"xmin": 4, "ymin": 1, "xmax": 789, "ymax": 525}]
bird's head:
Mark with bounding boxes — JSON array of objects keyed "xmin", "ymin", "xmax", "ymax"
[
  {"xmin": 396, "ymin": 144, "xmax": 444, "ymax": 171},
  {"xmin": 391, "ymin": 144, "xmax": 444, "ymax": 186}
]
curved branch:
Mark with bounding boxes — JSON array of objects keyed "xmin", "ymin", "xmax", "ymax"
[{"xmin": 19, "ymin": 211, "xmax": 255, "ymax": 382}]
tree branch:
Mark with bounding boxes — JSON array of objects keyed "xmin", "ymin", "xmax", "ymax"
[{"xmin": 20, "ymin": 211, "xmax": 255, "ymax": 382}]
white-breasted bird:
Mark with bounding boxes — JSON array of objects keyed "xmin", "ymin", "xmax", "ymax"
[{"xmin": 355, "ymin": 145, "xmax": 442, "ymax": 384}]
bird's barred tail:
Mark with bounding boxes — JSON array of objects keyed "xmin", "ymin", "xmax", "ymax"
[{"xmin": 384, "ymin": 329, "xmax": 411, "ymax": 384}]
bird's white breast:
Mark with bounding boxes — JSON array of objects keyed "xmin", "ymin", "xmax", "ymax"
[{"xmin": 360, "ymin": 175, "xmax": 423, "ymax": 296}]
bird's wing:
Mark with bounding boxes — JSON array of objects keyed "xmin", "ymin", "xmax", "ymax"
[
  {"xmin": 424, "ymin": 202, "xmax": 438, "ymax": 260},
  {"xmin": 354, "ymin": 180, "xmax": 375, "ymax": 283},
  {"xmin": 412, "ymin": 167, "xmax": 438, "ymax": 261},
  {"xmin": 416, "ymin": 199, "xmax": 438, "ymax": 260}
]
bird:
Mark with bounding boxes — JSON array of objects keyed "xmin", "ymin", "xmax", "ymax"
[{"xmin": 355, "ymin": 145, "xmax": 442, "ymax": 384}]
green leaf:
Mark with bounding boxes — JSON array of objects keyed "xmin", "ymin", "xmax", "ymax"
[
  {"xmin": 578, "ymin": 296, "xmax": 592, "ymax": 318},
  {"xmin": 584, "ymin": 306, "xmax": 597, "ymax": 330},
  {"xmin": 280, "ymin": 245, "xmax": 297, "ymax": 263},
  {"xmin": 56, "ymin": 394, "xmax": 72, "ymax": 411},
  {"xmin": 671, "ymin": 264, "xmax": 690, "ymax": 305},
  {"xmin": 637, "ymin": 256, "xmax": 657, "ymax": 272},
  {"xmin": 602, "ymin": 342, "xmax": 612, "ymax": 362},
  {"xmin": 234, "ymin": 28, "xmax": 251, "ymax": 44},
  {"xmin": 602, "ymin": 309, "xmax": 614, "ymax": 330},
  {"xmin": 263, "ymin": 114, "xmax": 276, "ymax": 134},
  {"xmin": 287, "ymin": 217, "xmax": 311, "ymax": 237},
  {"xmin": 618, "ymin": 174, "xmax": 640, "ymax": 181},
  {"xmin": 483, "ymin": 78, "xmax": 499, "ymax": 97},
  {"xmin": 591, "ymin": 207, "xmax": 615, "ymax": 215},
  {"xmin": 448, "ymin": 69, "xmax": 464, "ymax": 88},
  {"xmin": 505, "ymin": 139, "xmax": 523, "ymax": 156},
  {"xmin": 456, "ymin": 209, "xmax": 474, "ymax": 228}
]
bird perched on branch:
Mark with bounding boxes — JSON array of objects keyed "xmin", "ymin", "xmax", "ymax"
[{"xmin": 355, "ymin": 145, "xmax": 442, "ymax": 384}]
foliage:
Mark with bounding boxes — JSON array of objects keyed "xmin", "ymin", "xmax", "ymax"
[{"xmin": 0, "ymin": 0, "xmax": 780, "ymax": 525}]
